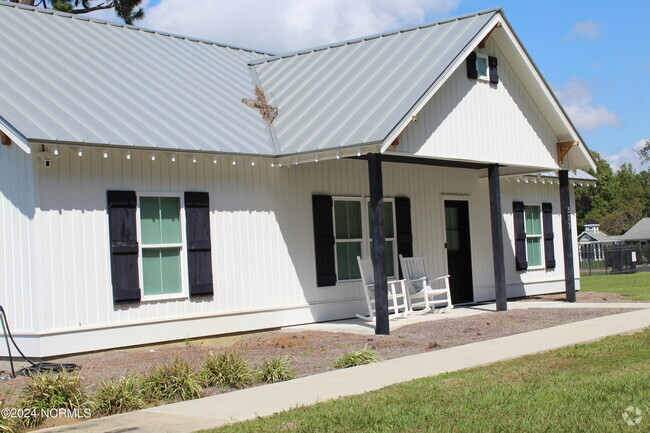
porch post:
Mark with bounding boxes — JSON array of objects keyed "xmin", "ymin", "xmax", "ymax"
[
  {"xmin": 559, "ymin": 170, "xmax": 576, "ymax": 302},
  {"xmin": 368, "ymin": 153, "xmax": 389, "ymax": 335},
  {"xmin": 488, "ymin": 164, "xmax": 507, "ymax": 311}
]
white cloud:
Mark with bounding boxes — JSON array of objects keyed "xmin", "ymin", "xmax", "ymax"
[
  {"xmin": 602, "ymin": 139, "xmax": 648, "ymax": 172},
  {"xmin": 134, "ymin": 0, "xmax": 461, "ymax": 53},
  {"xmin": 569, "ymin": 20, "xmax": 602, "ymax": 41},
  {"xmin": 554, "ymin": 78, "xmax": 620, "ymax": 133}
]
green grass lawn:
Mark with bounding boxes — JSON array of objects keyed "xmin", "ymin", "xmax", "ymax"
[
  {"xmin": 208, "ymin": 328, "xmax": 650, "ymax": 433},
  {"xmin": 581, "ymin": 272, "xmax": 650, "ymax": 300}
]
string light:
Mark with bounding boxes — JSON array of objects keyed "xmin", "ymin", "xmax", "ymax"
[
  {"xmin": 151, "ymin": 152, "xmax": 156, "ymax": 161},
  {"xmin": 125, "ymin": 151, "xmax": 131, "ymax": 160},
  {"xmin": 336, "ymin": 151, "xmax": 341, "ymax": 159},
  {"xmin": 171, "ymin": 154, "xmax": 177, "ymax": 163},
  {"xmin": 231, "ymin": 158, "xmax": 237, "ymax": 166},
  {"xmin": 212, "ymin": 156, "xmax": 218, "ymax": 164}
]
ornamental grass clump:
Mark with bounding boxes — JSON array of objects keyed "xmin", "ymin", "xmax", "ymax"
[
  {"xmin": 19, "ymin": 371, "xmax": 88, "ymax": 428},
  {"xmin": 93, "ymin": 375, "xmax": 146, "ymax": 416},
  {"xmin": 0, "ymin": 390, "xmax": 19, "ymax": 433},
  {"xmin": 141, "ymin": 358, "xmax": 203, "ymax": 403},
  {"xmin": 333, "ymin": 347, "xmax": 380, "ymax": 369},
  {"xmin": 255, "ymin": 356, "xmax": 296, "ymax": 384},
  {"xmin": 202, "ymin": 351, "xmax": 254, "ymax": 389}
]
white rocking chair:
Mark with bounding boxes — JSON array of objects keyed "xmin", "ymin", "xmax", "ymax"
[
  {"xmin": 356, "ymin": 256, "xmax": 409, "ymax": 321},
  {"xmin": 399, "ymin": 254, "xmax": 453, "ymax": 313}
]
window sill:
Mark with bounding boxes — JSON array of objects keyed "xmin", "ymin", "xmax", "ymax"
[
  {"xmin": 526, "ymin": 265, "xmax": 546, "ymax": 271},
  {"xmin": 141, "ymin": 294, "xmax": 188, "ymax": 303}
]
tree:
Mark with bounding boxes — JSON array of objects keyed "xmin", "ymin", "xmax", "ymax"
[
  {"xmin": 10, "ymin": 0, "xmax": 144, "ymax": 24},
  {"xmin": 638, "ymin": 139, "xmax": 650, "ymax": 165}
]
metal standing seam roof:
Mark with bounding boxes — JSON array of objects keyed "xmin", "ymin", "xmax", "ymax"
[
  {"xmin": 620, "ymin": 218, "xmax": 650, "ymax": 241},
  {"xmin": 250, "ymin": 9, "xmax": 499, "ymax": 154},
  {"xmin": 0, "ymin": 1, "xmax": 276, "ymax": 154},
  {"xmin": 0, "ymin": 2, "xmax": 501, "ymax": 157}
]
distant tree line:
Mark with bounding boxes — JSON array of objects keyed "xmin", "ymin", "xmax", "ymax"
[
  {"xmin": 9, "ymin": 0, "xmax": 143, "ymax": 24},
  {"xmin": 575, "ymin": 148, "xmax": 650, "ymax": 235}
]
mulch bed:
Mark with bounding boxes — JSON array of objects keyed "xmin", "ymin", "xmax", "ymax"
[
  {"xmin": 514, "ymin": 290, "xmax": 640, "ymax": 303},
  {"xmin": 0, "ymin": 305, "xmax": 634, "ymax": 409}
]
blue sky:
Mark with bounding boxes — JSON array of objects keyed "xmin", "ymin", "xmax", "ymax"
[{"xmin": 98, "ymin": 0, "xmax": 648, "ymax": 171}]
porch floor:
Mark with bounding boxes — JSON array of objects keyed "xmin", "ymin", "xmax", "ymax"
[{"xmin": 281, "ymin": 300, "xmax": 646, "ymax": 335}]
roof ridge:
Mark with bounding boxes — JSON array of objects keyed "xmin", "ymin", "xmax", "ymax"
[
  {"xmin": 0, "ymin": 0, "xmax": 275, "ymax": 57},
  {"xmin": 248, "ymin": 7, "xmax": 502, "ymax": 66}
]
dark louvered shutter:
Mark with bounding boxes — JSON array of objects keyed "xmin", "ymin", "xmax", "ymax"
[
  {"xmin": 312, "ymin": 195, "xmax": 336, "ymax": 287},
  {"xmin": 513, "ymin": 201, "xmax": 528, "ymax": 271},
  {"xmin": 488, "ymin": 56, "xmax": 499, "ymax": 84},
  {"xmin": 395, "ymin": 197, "xmax": 413, "ymax": 278},
  {"xmin": 107, "ymin": 190, "xmax": 141, "ymax": 304},
  {"xmin": 466, "ymin": 51, "xmax": 478, "ymax": 79},
  {"xmin": 542, "ymin": 202, "xmax": 556, "ymax": 269},
  {"xmin": 184, "ymin": 192, "xmax": 214, "ymax": 297}
]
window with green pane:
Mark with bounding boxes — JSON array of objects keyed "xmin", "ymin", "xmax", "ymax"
[
  {"xmin": 368, "ymin": 201, "xmax": 396, "ymax": 277},
  {"xmin": 334, "ymin": 200, "xmax": 362, "ymax": 280},
  {"xmin": 140, "ymin": 197, "xmax": 182, "ymax": 296},
  {"xmin": 525, "ymin": 205, "xmax": 543, "ymax": 267}
]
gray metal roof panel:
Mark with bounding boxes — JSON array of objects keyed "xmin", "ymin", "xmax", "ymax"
[
  {"xmin": 0, "ymin": 2, "xmax": 275, "ymax": 153},
  {"xmin": 620, "ymin": 218, "xmax": 650, "ymax": 241},
  {"xmin": 253, "ymin": 10, "xmax": 498, "ymax": 154}
]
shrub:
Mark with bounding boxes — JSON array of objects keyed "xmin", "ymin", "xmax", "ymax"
[
  {"xmin": 202, "ymin": 351, "xmax": 254, "ymax": 389},
  {"xmin": 93, "ymin": 375, "xmax": 146, "ymax": 415},
  {"xmin": 19, "ymin": 371, "xmax": 88, "ymax": 427},
  {"xmin": 255, "ymin": 356, "xmax": 296, "ymax": 383},
  {"xmin": 141, "ymin": 358, "xmax": 203, "ymax": 402},
  {"xmin": 0, "ymin": 390, "xmax": 19, "ymax": 433},
  {"xmin": 333, "ymin": 347, "xmax": 380, "ymax": 369}
]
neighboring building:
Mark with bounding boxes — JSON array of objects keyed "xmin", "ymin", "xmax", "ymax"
[
  {"xmin": 619, "ymin": 218, "xmax": 650, "ymax": 245},
  {"xmin": 0, "ymin": 3, "xmax": 596, "ymax": 357},
  {"xmin": 577, "ymin": 223, "xmax": 619, "ymax": 262}
]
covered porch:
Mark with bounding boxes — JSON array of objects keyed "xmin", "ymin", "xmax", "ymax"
[{"xmin": 336, "ymin": 152, "xmax": 581, "ymax": 335}]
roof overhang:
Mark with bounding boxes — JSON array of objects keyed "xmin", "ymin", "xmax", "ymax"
[{"xmin": 379, "ymin": 11, "xmax": 597, "ymax": 173}]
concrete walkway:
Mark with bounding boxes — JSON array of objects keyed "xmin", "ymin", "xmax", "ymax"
[{"xmin": 36, "ymin": 305, "xmax": 650, "ymax": 433}]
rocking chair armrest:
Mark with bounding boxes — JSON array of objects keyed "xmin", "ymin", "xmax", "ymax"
[
  {"xmin": 406, "ymin": 276, "xmax": 428, "ymax": 283},
  {"xmin": 430, "ymin": 275, "xmax": 451, "ymax": 281}
]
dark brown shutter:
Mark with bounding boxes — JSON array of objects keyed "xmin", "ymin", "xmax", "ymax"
[
  {"xmin": 466, "ymin": 51, "xmax": 478, "ymax": 79},
  {"xmin": 312, "ymin": 195, "xmax": 336, "ymax": 287},
  {"xmin": 513, "ymin": 201, "xmax": 528, "ymax": 271},
  {"xmin": 395, "ymin": 197, "xmax": 413, "ymax": 278},
  {"xmin": 542, "ymin": 202, "xmax": 556, "ymax": 269},
  {"xmin": 184, "ymin": 192, "xmax": 214, "ymax": 297},
  {"xmin": 107, "ymin": 190, "xmax": 141, "ymax": 304},
  {"xmin": 488, "ymin": 55, "xmax": 499, "ymax": 84}
]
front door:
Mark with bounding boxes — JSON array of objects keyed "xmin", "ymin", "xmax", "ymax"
[{"xmin": 444, "ymin": 200, "xmax": 474, "ymax": 304}]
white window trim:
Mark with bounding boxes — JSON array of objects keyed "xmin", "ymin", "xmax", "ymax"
[
  {"xmin": 332, "ymin": 196, "xmax": 398, "ymax": 283},
  {"xmin": 136, "ymin": 192, "xmax": 189, "ymax": 302},
  {"xmin": 476, "ymin": 53, "xmax": 489, "ymax": 82},
  {"xmin": 524, "ymin": 203, "xmax": 545, "ymax": 270}
]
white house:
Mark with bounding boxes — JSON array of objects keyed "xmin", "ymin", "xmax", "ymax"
[
  {"xmin": 0, "ymin": 3, "xmax": 596, "ymax": 357},
  {"xmin": 578, "ymin": 223, "xmax": 619, "ymax": 262}
]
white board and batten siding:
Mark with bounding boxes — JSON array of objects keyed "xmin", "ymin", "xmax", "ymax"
[
  {"xmin": 0, "ymin": 144, "xmax": 577, "ymax": 357},
  {"xmin": 0, "ymin": 142, "xmax": 38, "ymax": 335},
  {"xmin": 392, "ymin": 35, "xmax": 559, "ymax": 171}
]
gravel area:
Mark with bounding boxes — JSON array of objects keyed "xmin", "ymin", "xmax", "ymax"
[
  {"xmin": 0, "ymin": 305, "xmax": 635, "ymax": 411},
  {"xmin": 513, "ymin": 290, "xmax": 639, "ymax": 303}
]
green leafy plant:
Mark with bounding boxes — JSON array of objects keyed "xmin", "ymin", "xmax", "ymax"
[
  {"xmin": 141, "ymin": 358, "xmax": 203, "ymax": 402},
  {"xmin": 333, "ymin": 347, "xmax": 380, "ymax": 369},
  {"xmin": 202, "ymin": 351, "xmax": 254, "ymax": 389},
  {"xmin": 93, "ymin": 375, "xmax": 146, "ymax": 415},
  {"xmin": 19, "ymin": 371, "xmax": 88, "ymax": 427},
  {"xmin": 255, "ymin": 356, "xmax": 296, "ymax": 383}
]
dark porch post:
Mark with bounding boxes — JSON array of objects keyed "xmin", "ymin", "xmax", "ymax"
[
  {"xmin": 488, "ymin": 164, "xmax": 507, "ymax": 311},
  {"xmin": 368, "ymin": 153, "xmax": 389, "ymax": 335},
  {"xmin": 559, "ymin": 170, "xmax": 576, "ymax": 302}
]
